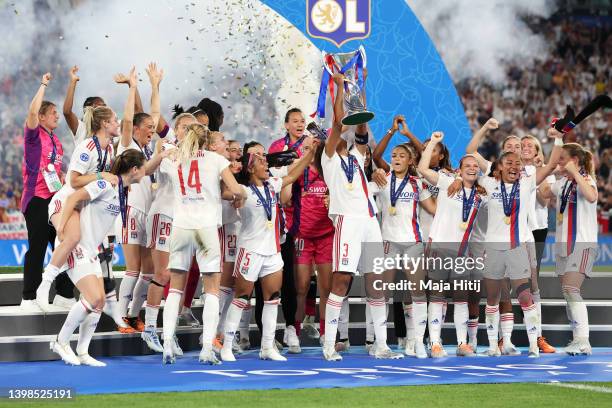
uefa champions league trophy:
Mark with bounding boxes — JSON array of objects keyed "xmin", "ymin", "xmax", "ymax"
[{"xmin": 321, "ymin": 45, "xmax": 374, "ymax": 125}]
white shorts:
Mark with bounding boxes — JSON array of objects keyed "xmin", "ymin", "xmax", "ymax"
[
  {"xmin": 526, "ymin": 241, "xmax": 537, "ymax": 269},
  {"xmin": 233, "ymin": 248, "xmax": 283, "ymax": 282},
  {"xmin": 146, "ymin": 213, "xmax": 172, "ymax": 252},
  {"xmin": 383, "ymin": 241, "xmax": 424, "ymax": 267},
  {"xmin": 48, "ymin": 190, "xmax": 68, "ymax": 222},
  {"xmin": 117, "ymin": 206, "xmax": 147, "ymax": 246},
  {"xmin": 556, "ymin": 246, "xmax": 598, "ymax": 278},
  {"xmin": 332, "ymin": 215, "xmax": 383, "ymax": 275},
  {"xmin": 483, "ymin": 246, "xmax": 531, "ymax": 280},
  {"xmin": 66, "ymin": 245, "xmax": 102, "ymax": 284},
  {"xmin": 168, "ymin": 226, "xmax": 222, "ymax": 273},
  {"xmin": 220, "ymin": 222, "xmax": 240, "ymax": 263}
]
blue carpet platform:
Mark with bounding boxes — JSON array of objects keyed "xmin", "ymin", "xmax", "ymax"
[{"xmin": 1, "ymin": 347, "xmax": 612, "ymax": 395}]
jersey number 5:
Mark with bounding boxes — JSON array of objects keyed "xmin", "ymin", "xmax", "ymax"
[{"xmin": 178, "ymin": 160, "xmax": 202, "ymax": 195}]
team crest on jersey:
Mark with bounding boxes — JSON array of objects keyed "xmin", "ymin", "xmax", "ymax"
[
  {"xmin": 241, "ymin": 267, "xmax": 249, "ymax": 275},
  {"xmin": 73, "ymin": 246, "xmax": 84, "ymax": 260},
  {"xmin": 159, "ymin": 238, "xmax": 166, "ymax": 245},
  {"xmin": 306, "ymin": 0, "xmax": 371, "ymax": 47},
  {"xmin": 80, "ymin": 153, "xmax": 90, "ymax": 162},
  {"xmin": 229, "ymin": 248, "xmax": 236, "ymax": 256},
  {"xmin": 131, "ymin": 232, "xmax": 138, "ymax": 239},
  {"xmin": 341, "ymin": 258, "xmax": 349, "ymax": 265},
  {"xmin": 97, "ymin": 180, "xmax": 107, "ymax": 189}
]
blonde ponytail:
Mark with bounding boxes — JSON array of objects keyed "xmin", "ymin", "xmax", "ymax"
[
  {"xmin": 176, "ymin": 123, "xmax": 212, "ymax": 163},
  {"xmin": 82, "ymin": 105, "xmax": 114, "ymax": 138}
]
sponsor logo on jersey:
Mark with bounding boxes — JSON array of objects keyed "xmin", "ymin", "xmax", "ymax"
[
  {"xmin": 80, "ymin": 153, "xmax": 90, "ymax": 162},
  {"xmin": 106, "ymin": 203, "xmax": 120, "ymax": 215},
  {"xmin": 97, "ymin": 180, "xmax": 107, "ymax": 189},
  {"xmin": 397, "ymin": 191, "xmax": 419, "ymax": 200}
]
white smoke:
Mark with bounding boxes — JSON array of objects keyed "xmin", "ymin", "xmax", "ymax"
[{"xmin": 406, "ymin": 0, "xmax": 557, "ymax": 84}]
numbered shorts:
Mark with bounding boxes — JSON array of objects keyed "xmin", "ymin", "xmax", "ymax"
[
  {"xmin": 117, "ymin": 206, "xmax": 147, "ymax": 246},
  {"xmin": 556, "ymin": 246, "xmax": 597, "ymax": 278},
  {"xmin": 220, "ymin": 222, "xmax": 240, "ymax": 263},
  {"xmin": 295, "ymin": 232, "xmax": 334, "ymax": 265},
  {"xmin": 168, "ymin": 226, "xmax": 222, "ymax": 273},
  {"xmin": 66, "ymin": 245, "xmax": 102, "ymax": 284},
  {"xmin": 483, "ymin": 246, "xmax": 531, "ymax": 280},
  {"xmin": 332, "ymin": 215, "xmax": 384, "ymax": 275},
  {"xmin": 233, "ymin": 248, "xmax": 284, "ymax": 282},
  {"xmin": 146, "ymin": 213, "xmax": 172, "ymax": 252}
]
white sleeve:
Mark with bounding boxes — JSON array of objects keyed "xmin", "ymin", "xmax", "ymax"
[
  {"xmin": 478, "ymin": 176, "xmax": 495, "ymax": 194},
  {"xmin": 70, "ymin": 143, "xmax": 92, "ymax": 175},
  {"xmin": 435, "ymin": 173, "xmax": 453, "ymax": 191},
  {"xmin": 270, "ymin": 176, "xmax": 284, "ymax": 193},
  {"xmin": 484, "ymin": 160, "xmax": 493, "ymax": 176},
  {"xmin": 269, "ymin": 166, "xmax": 289, "ymax": 178},
  {"xmin": 215, "ymin": 153, "xmax": 231, "ymax": 174},
  {"xmin": 419, "ymin": 180, "xmax": 432, "ymax": 201},
  {"xmin": 84, "ymin": 180, "xmax": 111, "ymax": 201}
]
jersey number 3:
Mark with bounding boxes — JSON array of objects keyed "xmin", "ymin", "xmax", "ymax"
[{"xmin": 178, "ymin": 160, "xmax": 202, "ymax": 196}]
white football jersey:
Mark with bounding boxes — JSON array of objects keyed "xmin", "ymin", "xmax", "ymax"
[
  {"xmin": 534, "ymin": 175, "xmax": 555, "ymax": 230},
  {"xmin": 149, "ymin": 143, "xmax": 177, "ymax": 218},
  {"xmin": 162, "ymin": 150, "xmax": 229, "ymax": 230},
  {"xmin": 79, "ymin": 180, "xmax": 122, "ymax": 256},
  {"xmin": 369, "ymin": 172, "xmax": 431, "ymax": 243},
  {"xmin": 418, "ymin": 170, "xmax": 446, "ymax": 242},
  {"xmin": 237, "ymin": 177, "xmax": 283, "ymax": 256},
  {"xmin": 321, "ymin": 150, "xmax": 377, "ymax": 219},
  {"xmin": 429, "ymin": 173, "xmax": 487, "ymax": 247},
  {"xmin": 552, "ymin": 176, "xmax": 598, "ymax": 257},
  {"xmin": 117, "ymin": 139, "xmax": 154, "ymax": 214},
  {"xmin": 222, "ymin": 199, "xmax": 240, "ymax": 225},
  {"xmin": 479, "ymin": 174, "xmax": 536, "ymax": 249}
]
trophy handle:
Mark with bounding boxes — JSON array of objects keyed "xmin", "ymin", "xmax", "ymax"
[
  {"xmin": 358, "ymin": 45, "xmax": 367, "ymax": 69},
  {"xmin": 322, "ymin": 51, "xmax": 336, "ymax": 76}
]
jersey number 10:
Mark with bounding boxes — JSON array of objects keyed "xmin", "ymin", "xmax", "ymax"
[{"xmin": 178, "ymin": 160, "xmax": 202, "ymax": 196}]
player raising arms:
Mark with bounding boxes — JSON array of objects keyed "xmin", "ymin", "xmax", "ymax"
[
  {"xmin": 36, "ymin": 71, "xmax": 135, "ymax": 311},
  {"xmin": 476, "ymin": 127, "xmax": 563, "ymax": 358},
  {"xmin": 115, "ymin": 63, "xmax": 167, "ymax": 332},
  {"xmin": 159, "ymin": 123, "xmax": 245, "ymax": 365},
  {"xmin": 320, "ymin": 73, "xmax": 403, "ymax": 361},
  {"xmin": 419, "ymin": 133, "xmax": 487, "ymax": 358},
  {"xmin": 219, "ymin": 137, "xmax": 319, "ymax": 362},
  {"xmin": 50, "ymin": 150, "xmax": 146, "ymax": 366},
  {"xmin": 140, "ymin": 113, "xmax": 197, "ymax": 352},
  {"xmin": 553, "ymin": 143, "xmax": 598, "ymax": 356}
]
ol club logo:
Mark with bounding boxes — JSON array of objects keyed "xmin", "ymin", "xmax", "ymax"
[{"xmin": 307, "ymin": 0, "xmax": 370, "ymax": 48}]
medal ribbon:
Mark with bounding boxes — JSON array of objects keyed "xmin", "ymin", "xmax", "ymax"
[
  {"xmin": 462, "ymin": 185, "xmax": 477, "ymax": 222},
  {"xmin": 390, "ymin": 172, "xmax": 410, "ymax": 208},
  {"xmin": 118, "ymin": 177, "xmax": 128, "ymax": 228},
  {"xmin": 92, "ymin": 136, "xmax": 109, "ymax": 172},
  {"xmin": 559, "ymin": 179, "xmax": 576, "ymax": 215},
  {"xmin": 250, "ymin": 182, "xmax": 273, "ymax": 222},
  {"xmin": 339, "ymin": 154, "xmax": 355, "ymax": 184},
  {"xmin": 500, "ymin": 180, "xmax": 520, "ymax": 217}
]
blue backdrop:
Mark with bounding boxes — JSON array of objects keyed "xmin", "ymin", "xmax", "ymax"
[{"xmin": 261, "ymin": 0, "xmax": 471, "ymax": 164}]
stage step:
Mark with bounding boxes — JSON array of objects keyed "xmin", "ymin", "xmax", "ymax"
[{"xmin": 2, "ymin": 271, "xmax": 612, "ymax": 306}]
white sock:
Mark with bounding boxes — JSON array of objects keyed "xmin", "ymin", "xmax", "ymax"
[
  {"xmin": 428, "ymin": 300, "xmax": 445, "ymax": 344},
  {"xmin": 403, "ymin": 303, "xmax": 415, "ymax": 340},
  {"xmin": 117, "ymin": 271, "xmax": 139, "ymax": 317},
  {"xmin": 103, "ymin": 290, "xmax": 127, "ymax": 327},
  {"xmin": 532, "ymin": 290, "xmax": 542, "ymax": 337},
  {"xmin": 202, "ymin": 294, "xmax": 220, "ymax": 351},
  {"xmin": 467, "ymin": 318, "xmax": 479, "ymax": 345},
  {"xmin": 42, "ymin": 264, "xmax": 61, "ymax": 283},
  {"xmin": 76, "ymin": 309, "xmax": 101, "ymax": 355},
  {"xmin": 412, "ymin": 301, "xmax": 428, "ymax": 343},
  {"xmin": 217, "ymin": 286, "xmax": 234, "ymax": 335},
  {"xmin": 239, "ymin": 304, "xmax": 252, "ymax": 339},
  {"xmin": 500, "ymin": 312, "xmax": 514, "ymax": 343},
  {"xmin": 144, "ymin": 303, "xmax": 160, "ymax": 329},
  {"xmin": 485, "ymin": 304, "xmax": 500, "ymax": 349},
  {"xmin": 338, "ymin": 297, "xmax": 350, "ymax": 339},
  {"xmin": 58, "ymin": 299, "xmax": 91, "ymax": 344},
  {"xmin": 365, "ymin": 301, "xmax": 374, "ymax": 342},
  {"xmin": 262, "ymin": 299, "xmax": 280, "ymax": 350},
  {"xmin": 454, "ymin": 301, "xmax": 469, "ymax": 345},
  {"xmin": 223, "ymin": 298, "xmax": 248, "ymax": 351},
  {"xmin": 566, "ymin": 303, "xmax": 575, "ymax": 337},
  {"xmin": 522, "ymin": 304, "xmax": 539, "ymax": 347},
  {"xmin": 162, "ymin": 289, "xmax": 182, "ymax": 342},
  {"xmin": 324, "ymin": 293, "xmax": 343, "ymax": 348},
  {"xmin": 368, "ymin": 298, "xmax": 388, "ymax": 348},
  {"xmin": 128, "ymin": 273, "xmax": 152, "ymax": 318},
  {"xmin": 569, "ymin": 301, "xmax": 589, "ymax": 339}
]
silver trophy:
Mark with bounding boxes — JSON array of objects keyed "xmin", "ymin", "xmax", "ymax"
[{"xmin": 322, "ymin": 45, "xmax": 374, "ymax": 126}]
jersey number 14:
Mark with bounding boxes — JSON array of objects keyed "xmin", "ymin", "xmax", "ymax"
[{"xmin": 178, "ymin": 160, "xmax": 202, "ymax": 196}]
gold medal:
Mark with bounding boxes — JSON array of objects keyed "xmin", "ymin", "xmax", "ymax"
[
  {"xmin": 504, "ymin": 216, "xmax": 511, "ymax": 225},
  {"xmin": 267, "ymin": 220, "xmax": 274, "ymax": 230},
  {"xmin": 151, "ymin": 182, "xmax": 159, "ymax": 191},
  {"xmin": 460, "ymin": 222, "xmax": 468, "ymax": 230},
  {"xmin": 557, "ymin": 212, "xmax": 564, "ymax": 224},
  {"xmin": 389, "ymin": 206, "xmax": 397, "ymax": 216},
  {"xmin": 346, "ymin": 183, "xmax": 354, "ymax": 191}
]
